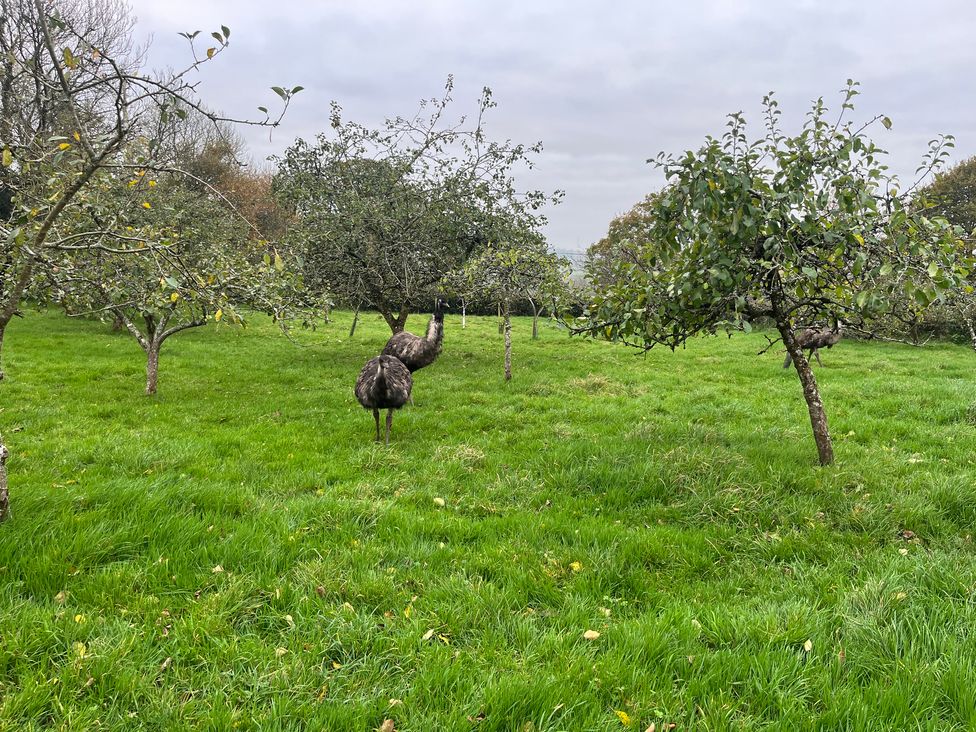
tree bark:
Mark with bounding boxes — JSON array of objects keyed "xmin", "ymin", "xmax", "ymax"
[
  {"xmin": 381, "ymin": 307, "xmax": 409, "ymax": 333},
  {"xmin": 0, "ymin": 437, "xmax": 9, "ymax": 523},
  {"xmin": 529, "ymin": 297, "xmax": 539, "ymax": 339},
  {"xmin": 349, "ymin": 303, "xmax": 361, "ymax": 337},
  {"xmin": 461, "ymin": 298, "xmax": 466, "ymax": 329},
  {"xmin": 146, "ymin": 344, "xmax": 160, "ymax": 396},
  {"xmin": 968, "ymin": 317, "xmax": 976, "ymax": 353},
  {"xmin": 497, "ymin": 302, "xmax": 504, "ymax": 334},
  {"xmin": 503, "ymin": 299, "xmax": 512, "ymax": 381},
  {"xmin": 778, "ymin": 321, "xmax": 834, "ymax": 465},
  {"xmin": 323, "ymin": 302, "xmax": 331, "ymax": 324}
]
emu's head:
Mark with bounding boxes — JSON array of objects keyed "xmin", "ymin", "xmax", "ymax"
[{"xmin": 434, "ymin": 298, "xmax": 450, "ymax": 321}]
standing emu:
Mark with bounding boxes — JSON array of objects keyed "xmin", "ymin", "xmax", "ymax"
[
  {"xmin": 355, "ymin": 355, "xmax": 412, "ymax": 444},
  {"xmin": 783, "ymin": 323, "xmax": 844, "ymax": 368},
  {"xmin": 382, "ymin": 298, "xmax": 447, "ymax": 372}
]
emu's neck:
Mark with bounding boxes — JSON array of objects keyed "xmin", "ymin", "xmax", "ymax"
[{"xmin": 426, "ymin": 316, "xmax": 443, "ymax": 345}]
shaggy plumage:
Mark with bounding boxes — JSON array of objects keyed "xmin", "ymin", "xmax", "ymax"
[
  {"xmin": 382, "ymin": 299, "xmax": 447, "ymax": 373},
  {"xmin": 354, "ymin": 355, "xmax": 413, "ymax": 444},
  {"xmin": 784, "ymin": 323, "xmax": 844, "ymax": 368}
]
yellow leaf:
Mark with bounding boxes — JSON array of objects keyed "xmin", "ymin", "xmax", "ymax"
[
  {"xmin": 615, "ymin": 710, "xmax": 633, "ymax": 726},
  {"xmin": 58, "ymin": 142, "xmax": 71, "ymax": 150},
  {"xmin": 73, "ymin": 131, "xmax": 81, "ymax": 141},
  {"xmin": 853, "ymin": 233, "xmax": 865, "ymax": 246},
  {"xmin": 803, "ymin": 639, "xmax": 813, "ymax": 652},
  {"xmin": 331, "ymin": 661, "xmax": 341, "ymax": 670},
  {"xmin": 148, "ymin": 180, "xmax": 157, "ymax": 187},
  {"xmin": 73, "ymin": 642, "xmax": 87, "ymax": 659},
  {"xmin": 583, "ymin": 629, "xmax": 600, "ymax": 640},
  {"xmin": 142, "ymin": 202, "xmax": 152, "ymax": 209},
  {"xmin": 2, "ymin": 148, "xmax": 11, "ymax": 167},
  {"xmin": 170, "ymin": 292, "xmax": 179, "ymax": 303},
  {"xmin": 378, "ymin": 720, "xmax": 395, "ymax": 732},
  {"xmin": 569, "ymin": 561, "xmax": 582, "ymax": 572},
  {"xmin": 74, "ymin": 614, "xmax": 85, "ymax": 623},
  {"xmin": 404, "ymin": 604, "xmax": 412, "ymax": 619},
  {"xmin": 214, "ymin": 309, "xmax": 223, "ymax": 322},
  {"xmin": 207, "ymin": 47, "xmax": 216, "ymax": 58}
]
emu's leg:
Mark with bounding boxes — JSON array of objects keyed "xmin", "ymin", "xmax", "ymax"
[
  {"xmin": 385, "ymin": 409, "xmax": 394, "ymax": 445},
  {"xmin": 811, "ymin": 348, "xmax": 823, "ymax": 367},
  {"xmin": 373, "ymin": 408, "xmax": 380, "ymax": 441}
]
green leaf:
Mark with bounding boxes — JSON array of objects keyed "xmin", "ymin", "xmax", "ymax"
[
  {"xmin": 291, "ymin": 86, "xmax": 305, "ymax": 94},
  {"xmin": 879, "ymin": 263, "xmax": 893, "ymax": 277},
  {"xmin": 2, "ymin": 148, "xmax": 11, "ymax": 167},
  {"xmin": 271, "ymin": 86, "xmax": 287, "ymax": 100},
  {"xmin": 881, "ymin": 116, "xmax": 892, "ymax": 130},
  {"xmin": 927, "ymin": 261, "xmax": 939, "ymax": 278},
  {"xmin": 221, "ymin": 25, "xmax": 230, "ymax": 39},
  {"xmin": 801, "ymin": 266, "xmax": 817, "ymax": 279},
  {"xmin": 257, "ymin": 106, "xmax": 268, "ymax": 114}
]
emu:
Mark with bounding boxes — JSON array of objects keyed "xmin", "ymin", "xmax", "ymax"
[
  {"xmin": 783, "ymin": 323, "xmax": 844, "ymax": 368},
  {"xmin": 355, "ymin": 355, "xmax": 412, "ymax": 444},
  {"xmin": 382, "ymin": 298, "xmax": 447, "ymax": 372}
]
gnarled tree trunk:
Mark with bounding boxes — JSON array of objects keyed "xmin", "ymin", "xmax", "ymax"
[
  {"xmin": 381, "ymin": 307, "xmax": 409, "ymax": 334},
  {"xmin": 0, "ymin": 437, "xmax": 9, "ymax": 523},
  {"xmin": 145, "ymin": 344, "xmax": 160, "ymax": 396},
  {"xmin": 778, "ymin": 320, "xmax": 834, "ymax": 465}
]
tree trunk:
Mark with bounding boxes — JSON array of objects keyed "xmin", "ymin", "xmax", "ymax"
[
  {"xmin": 503, "ymin": 299, "xmax": 512, "ymax": 381},
  {"xmin": 146, "ymin": 344, "xmax": 160, "ymax": 396},
  {"xmin": 461, "ymin": 299, "xmax": 467, "ymax": 329},
  {"xmin": 395, "ymin": 309, "xmax": 409, "ymax": 333},
  {"xmin": 381, "ymin": 308, "xmax": 409, "ymax": 333},
  {"xmin": 778, "ymin": 322, "xmax": 834, "ymax": 466},
  {"xmin": 349, "ymin": 304, "xmax": 361, "ymax": 338},
  {"xmin": 529, "ymin": 298, "xmax": 539, "ymax": 339},
  {"xmin": 111, "ymin": 313, "xmax": 124, "ymax": 332},
  {"xmin": 0, "ymin": 437, "xmax": 9, "ymax": 523},
  {"xmin": 323, "ymin": 302, "xmax": 331, "ymax": 324},
  {"xmin": 968, "ymin": 317, "xmax": 976, "ymax": 353},
  {"xmin": 497, "ymin": 303, "xmax": 504, "ymax": 334}
]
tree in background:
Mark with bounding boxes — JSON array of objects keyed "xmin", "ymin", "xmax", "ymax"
[
  {"xmin": 273, "ymin": 78, "xmax": 560, "ymax": 333},
  {"xmin": 463, "ymin": 236, "xmax": 568, "ymax": 380},
  {"xmin": 578, "ymin": 83, "xmax": 969, "ymax": 465},
  {"xmin": 584, "ymin": 192, "xmax": 660, "ymax": 295},
  {"xmin": 0, "ymin": 0, "xmax": 297, "ymax": 381},
  {"xmin": 916, "ymin": 156, "xmax": 976, "ymax": 349},
  {"xmin": 53, "ymin": 160, "xmax": 289, "ymax": 395}
]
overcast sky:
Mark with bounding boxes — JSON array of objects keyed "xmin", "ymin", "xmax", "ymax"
[{"xmin": 130, "ymin": 0, "xmax": 976, "ymax": 257}]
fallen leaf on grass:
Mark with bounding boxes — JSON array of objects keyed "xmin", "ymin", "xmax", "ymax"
[
  {"xmin": 211, "ymin": 565, "xmax": 224, "ymax": 574},
  {"xmin": 583, "ymin": 630, "xmax": 601, "ymax": 640},
  {"xmin": 803, "ymin": 639, "xmax": 813, "ymax": 653},
  {"xmin": 569, "ymin": 561, "xmax": 583, "ymax": 572},
  {"xmin": 615, "ymin": 709, "xmax": 633, "ymax": 726},
  {"xmin": 421, "ymin": 628, "xmax": 436, "ymax": 642},
  {"xmin": 433, "ymin": 497, "xmax": 446, "ymax": 507},
  {"xmin": 378, "ymin": 720, "xmax": 395, "ymax": 732}
]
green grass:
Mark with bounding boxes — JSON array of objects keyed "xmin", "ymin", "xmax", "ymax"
[{"xmin": 1, "ymin": 309, "xmax": 975, "ymax": 730}]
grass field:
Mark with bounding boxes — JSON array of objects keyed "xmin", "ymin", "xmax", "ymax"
[{"xmin": 1, "ymin": 309, "xmax": 975, "ymax": 730}]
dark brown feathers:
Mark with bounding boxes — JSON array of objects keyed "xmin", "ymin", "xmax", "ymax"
[
  {"xmin": 784, "ymin": 324, "xmax": 844, "ymax": 368},
  {"xmin": 355, "ymin": 355, "xmax": 412, "ymax": 410},
  {"xmin": 382, "ymin": 300, "xmax": 446, "ymax": 373}
]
